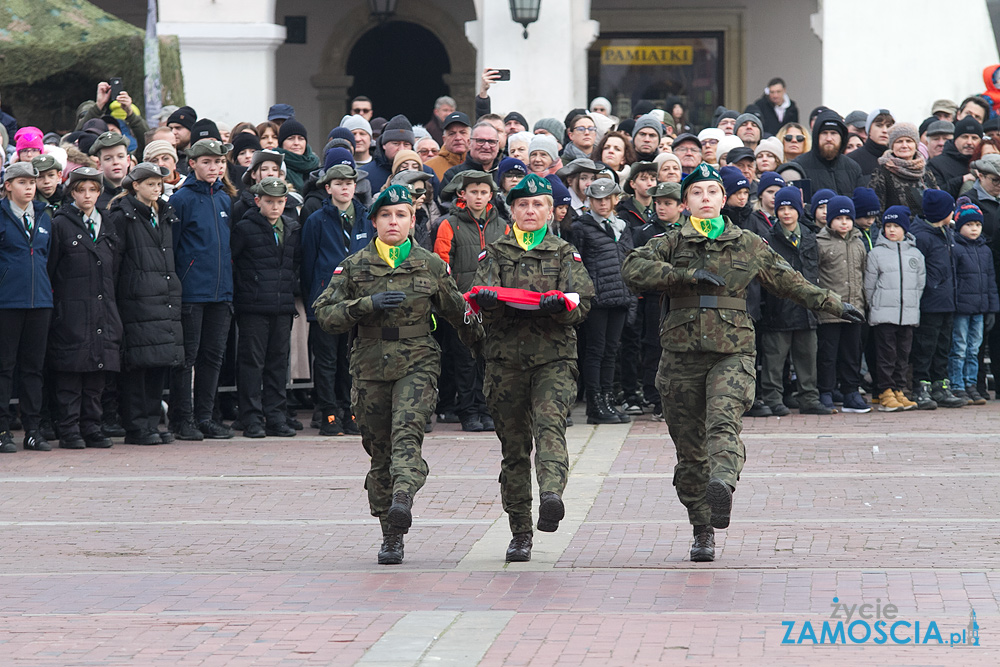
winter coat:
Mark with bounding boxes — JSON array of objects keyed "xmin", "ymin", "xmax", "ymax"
[
  {"xmin": 966, "ymin": 183, "xmax": 1000, "ymax": 244},
  {"xmin": 909, "ymin": 217, "xmax": 957, "ymax": 313},
  {"xmin": 300, "ymin": 199, "xmax": 371, "ymax": 320},
  {"xmin": 816, "ymin": 225, "xmax": 867, "ymax": 323},
  {"xmin": 0, "ymin": 199, "xmax": 52, "ymax": 309},
  {"xmin": 97, "ymin": 182, "xmax": 124, "ymax": 213},
  {"xmin": 846, "ymin": 138, "xmax": 887, "ymax": 178},
  {"xmin": 952, "ymin": 232, "xmax": 1000, "ymax": 315},
  {"xmin": 433, "ymin": 201, "xmax": 507, "ymax": 292},
  {"xmin": 792, "ymin": 111, "xmax": 866, "ymax": 195},
  {"xmin": 442, "ymin": 154, "xmax": 499, "ymax": 192},
  {"xmin": 570, "ymin": 213, "xmax": 635, "ymax": 309},
  {"xmin": 298, "ymin": 172, "xmax": 373, "ymax": 223},
  {"xmin": 170, "ymin": 176, "xmax": 234, "ymax": 303},
  {"xmin": 108, "ymin": 195, "xmax": 184, "ymax": 369},
  {"xmin": 759, "ymin": 223, "xmax": 819, "ymax": 331},
  {"xmin": 722, "ymin": 202, "xmax": 754, "ymax": 232},
  {"xmin": 752, "ymin": 93, "xmax": 799, "ymax": 136},
  {"xmin": 870, "ymin": 163, "xmax": 938, "ymax": 218},
  {"xmin": 856, "ymin": 223, "xmax": 879, "ymax": 253},
  {"xmin": 616, "ymin": 197, "xmax": 654, "ymax": 233},
  {"xmin": 927, "ymin": 141, "xmax": 971, "ymax": 198},
  {"xmin": 231, "ymin": 209, "xmax": 301, "ymax": 316},
  {"xmin": 47, "ymin": 205, "xmax": 123, "ymax": 373},
  {"xmin": 863, "ymin": 232, "xmax": 926, "ymax": 326}
]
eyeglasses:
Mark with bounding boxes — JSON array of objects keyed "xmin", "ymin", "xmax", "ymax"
[
  {"xmin": 673, "ymin": 145, "xmax": 701, "ymax": 154},
  {"xmin": 352, "ymin": 107, "xmax": 371, "ymax": 114},
  {"xmin": 573, "ymin": 127, "xmax": 598, "ymax": 134},
  {"xmin": 411, "ymin": 188, "xmax": 427, "ymax": 196},
  {"xmin": 784, "ymin": 135, "xmax": 806, "ymax": 143},
  {"xmin": 417, "ymin": 148, "xmax": 438, "ymax": 156},
  {"xmin": 702, "ymin": 139, "xmax": 719, "ymax": 146},
  {"xmin": 471, "ymin": 138, "xmax": 499, "ymax": 146}
]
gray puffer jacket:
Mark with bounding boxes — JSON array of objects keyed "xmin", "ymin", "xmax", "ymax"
[{"xmin": 863, "ymin": 232, "xmax": 926, "ymax": 326}]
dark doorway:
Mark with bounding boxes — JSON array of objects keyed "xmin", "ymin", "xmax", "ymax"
[{"xmin": 346, "ymin": 21, "xmax": 450, "ymax": 124}]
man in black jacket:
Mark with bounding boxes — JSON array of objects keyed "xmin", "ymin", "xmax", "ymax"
[
  {"xmin": 751, "ymin": 78, "xmax": 799, "ymax": 136},
  {"xmin": 928, "ymin": 116, "xmax": 983, "ymax": 197},
  {"xmin": 848, "ymin": 109, "xmax": 893, "ymax": 178},
  {"xmin": 793, "ymin": 111, "xmax": 866, "ymax": 196}
]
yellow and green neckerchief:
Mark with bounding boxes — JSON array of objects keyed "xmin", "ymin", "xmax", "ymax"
[
  {"xmin": 375, "ymin": 237, "xmax": 412, "ymax": 268},
  {"xmin": 513, "ymin": 223, "xmax": 546, "ymax": 251},
  {"xmin": 690, "ymin": 216, "xmax": 725, "ymax": 240}
]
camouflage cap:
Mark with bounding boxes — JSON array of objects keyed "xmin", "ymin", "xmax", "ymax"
[
  {"xmin": 31, "ymin": 154, "xmax": 62, "ymax": 173},
  {"xmin": 253, "ymin": 177, "xmax": 291, "ymax": 197},
  {"xmin": 680, "ymin": 162, "xmax": 723, "ymax": 198},
  {"xmin": 317, "ymin": 163, "xmax": 363, "ymax": 186},
  {"xmin": 369, "ymin": 184, "xmax": 414, "ymax": 219},
  {"xmin": 186, "ymin": 138, "xmax": 231, "ymax": 158},
  {"xmin": 88, "ymin": 130, "xmax": 130, "ymax": 156},
  {"xmin": 506, "ymin": 173, "xmax": 553, "ymax": 204},
  {"xmin": 585, "ymin": 178, "xmax": 621, "ymax": 199},
  {"xmin": 649, "ymin": 181, "xmax": 682, "ymax": 201},
  {"xmin": 65, "ymin": 166, "xmax": 104, "ymax": 189},
  {"xmin": 123, "ymin": 162, "xmax": 170, "ymax": 188},
  {"xmin": 3, "ymin": 162, "xmax": 39, "ymax": 182}
]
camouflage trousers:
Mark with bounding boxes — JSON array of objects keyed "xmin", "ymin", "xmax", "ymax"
[
  {"xmin": 485, "ymin": 360, "xmax": 577, "ymax": 535},
  {"xmin": 352, "ymin": 371, "xmax": 437, "ymax": 534},
  {"xmin": 656, "ymin": 351, "xmax": 755, "ymax": 526}
]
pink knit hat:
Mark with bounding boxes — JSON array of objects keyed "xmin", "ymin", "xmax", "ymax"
[{"xmin": 14, "ymin": 126, "xmax": 44, "ymax": 153}]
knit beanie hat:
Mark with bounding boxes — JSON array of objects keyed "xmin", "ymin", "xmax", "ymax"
[
  {"xmin": 774, "ymin": 186, "xmax": 804, "ymax": 218},
  {"xmin": 922, "ymin": 189, "xmax": 955, "ymax": 222},
  {"xmin": 955, "ymin": 197, "xmax": 984, "ymax": 230},
  {"xmin": 881, "ymin": 205, "xmax": 911, "ymax": 234},
  {"xmin": 887, "ymin": 122, "xmax": 919, "ymax": 152},
  {"xmin": 528, "ymin": 134, "xmax": 560, "ymax": 162},
  {"xmin": 379, "ymin": 114, "xmax": 415, "ymax": 147},
  {"xmin": 654, "ymin": 150, "xmax": 682, "ymax": 172},
  {"xmin": 698, "ymin": 127, "xmax": 725, "ymax": 145},
  {"xmin": 757, "ymin": 171, "xmax": 786, "ymax": 194},
  {"xmin": 231, "ymin": 132, "xmax": 261, "ymax": 157},
  {"xmin": 340, "ymin": 114, "xmax": 373, "ymax": 137},
  {"xmin": 754, "ymin": 136, "xmax": 784, "ymax": 163},
  {"xmin": 735, "ymin": 112, "xmax": 763, "ymax": 136},
  {"xmin": 391, "ymin": 149, "xmax": 422, "ymax": 173},
  {"xmin": 827, "ymin": 195, "xmax": 856, "ymax": 221},
  {"xmin": 504, "ymin": 111, "xmax": 529, "ymax": 129},
  {"xmin": 14, "ymin": 126, "xmax": 44, "ymax": 153},
  {"xmin": 278, "ymin": 118, "xmax": 308, "ymax": 146},
  {"xmin": 717, "ymin": 135, "xmax": 746, "ymax": 162},
  {"xmin": 533, "ymin": 117, "xmax": 566, "ymax": 138},
  {"xmin": 852, "ymin": 187, "xmax": 881, "ymax": 218},
  {"xmin": 719, "ymin": 165, "xmax": 749, "ymax": 196},
  {"xmin": 953, "ymin": 115, "xmax": 983, "ymax": 139},
  {"xmin": 327, "ymin": 126, "xmax": 357, "ymax": 149},
  {"xmin": 865, "ymin": 108, "xmax": 892, "ymax": 134},
  {"xmin": 143, "ymin": 139, "xmax": 177, "ymax": 163},
  {"xmin": 191, "ymin": 118, "xmax": 222, "ymax": 143},
  {"xmin": 632, "ymin": 114, "xmax": 663, "ymax": 140},
  {"xmin": 166, "ymin": 106, "xmax": 197, "ymax": 131},
  {"xmin": 323, "ymin": 147, "xmax": 356, "ymax": 171},
  {"xmin": 498, "ymin": 157, "xmax": 528, "ymax": 180},
  {"xmin": 810, "ymin": 188, "xmax": 836, "ymax": 214},
  {"xmin": 633, "ymin": 100, "xmax": 657, "ymax": 117},
  {"xmin": 544, "ymin": 174, "xmax": 572, "ymax": 207}
]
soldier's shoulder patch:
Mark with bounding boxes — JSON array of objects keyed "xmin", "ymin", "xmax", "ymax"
[
  {"xmin": 652, "ymin": 232, "xmax": 665, "ymax": 238},
  {"xmin": 446, "ymin": 264, "xmax": 451, "ymax": 275},
  {"xmin": 333, "ymin": 266, "xmax": 344, "ymax": 275},
  {"xmin": 572, "ymin": 252, "xmax": 582, "ymax": 262},
  {"xmin": 478, "ymin": 249, "xmax": 487, "ymax": 261}
]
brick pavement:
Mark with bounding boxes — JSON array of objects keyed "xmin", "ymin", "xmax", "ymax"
[{"xmin": 1, "ymin": 401, "xmax": 998, "ymax": 665}]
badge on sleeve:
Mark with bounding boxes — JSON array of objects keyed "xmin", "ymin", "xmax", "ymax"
[
  {"xmin": 478, "ymin": 250, "xmax": 487, "ymax": 262},
  {"xmin": 333, "ymin": 266, "xmax": 343, "ymax": 275},
  {"xmin": 572, "ymin": 252, "xmax": 582, "ymax": 262}
]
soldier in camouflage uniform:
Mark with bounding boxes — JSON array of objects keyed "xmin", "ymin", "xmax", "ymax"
[
  {"xmin": 621, "ymin": 164, "xmax": 864, "ymax": 562},
  {"xmin": 470, "ymin": 174, "xmax": 595, "ymax": 563},
  {"xmin": 313, "ymin": 185, "xmax": 483, "ymax": 565}
]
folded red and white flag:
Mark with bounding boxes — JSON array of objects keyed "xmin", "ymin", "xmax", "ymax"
[{"xmin": 463, "ymin": 285, "xmax": 581, "ymax": 317}]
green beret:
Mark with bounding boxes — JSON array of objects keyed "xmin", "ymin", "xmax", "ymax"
[
  {"xmin": 680, "ymin": 162, "xmax": 723, "ymax": 198},
  {"xmin": 253, "ymin": 177, "xmax": 291, "ymax": 197},
  {"xmin": 369, "ymin": 184, "xmax": 414, "ymax": 219},
  {"xmin": 187, "ymin": 138, "xmax": 231, "ymax": 158},
  {"xmin": 89, "ymin": 131, "xmax": 129, "ymax": 156},
  {"xmin": 649, "ymin": 181, "xmax": 682, "ymax": 201},
  {"xmin": 505, "ymin": 173, "xmax": 552, "ymax": 204},
  {"xmin": 31, "ymin": 154, "xmax": 61, "ymax": 173}
]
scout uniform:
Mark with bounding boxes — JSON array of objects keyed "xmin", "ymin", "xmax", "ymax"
[
  {"xmin": 471, "ymin": 174, "xmax": 595, "ymax": 562},
  {"xmin": 312, "ymin": 185, "xmax": 483, "ymax": 565}
]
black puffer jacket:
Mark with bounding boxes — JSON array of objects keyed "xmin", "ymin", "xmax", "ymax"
[
  {"xmin": 792, "ymin": 111, "xmax": 866, "ymax": 195},
  {"xmin": 759, "ymin": 223, "xmax": 819, "ymax": 331},
  {"xmin": 47, "ymin": 204, "xmax": 123, "ymax": 373},
  {"xmin": 570, "ymin": 213, "xmax": 635, "ymax": 308},
  {"xmin": 847, "ymin": 138, "xmax": 887, "ymax": 178},
  {"xmin": 109, "ymin": 195, "xmax": 184, "ymax": 370},
  {"xmin": 230, "ymin": 209, "xmax": 301, "ymax": 315},
  {"xmin": 927, "ymin": 141, "xmax": 972, "ymax": 198}
]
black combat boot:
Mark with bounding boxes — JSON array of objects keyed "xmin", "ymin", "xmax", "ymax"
[
  {"xmin": 586, "ymin": 391, "xmax": 618, "ymax": 425},
  {"xmin": 378, "ymin": 533, "xmax": 404, "ymax": 565},
  {"xmin": 537, "ymin": 491, "xmax": 565, "ymax": 532},
  {"xmin": 387, "ymin": 491, "xmax": 413, "ymax": 530},
  {"xmin": 912, "ymin": 381, "xmax": 937, "ymax": 410},
  {"xmin": 931, "ymin": 380, "xmax": 967, "ymax": 408},
  {"xmin": 690, "ymin": 525, "xmax": 715, "ymax": 562},
  {"xmin": 602, "ymin": 392, "xmax": 631, "ymax": 423},
  {"xmin": 706, "ymin": 478, "xmax": 733, "ymax": 529},
  {"xmin": 505, "ymin": 532, "xmax": 533, "ymax": 562}
]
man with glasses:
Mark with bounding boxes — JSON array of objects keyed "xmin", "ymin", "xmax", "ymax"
[
  {"xmin": 415, "ymin": 137, "xmax": 439, "ymax": 163},
  {"xmin": 671, "ymin": 134, "xmax": 704, "ymax": 175},
  {"xmin": 442, "ymin": 121, "xmax": 502, "ymax": 190},
  {"xmin": 350, "ymin": 96, "xmax": 373, "ymax": 121},
  {"xmin": 426, "ymin": 112, "xmax": 471, "ymax": 180}
]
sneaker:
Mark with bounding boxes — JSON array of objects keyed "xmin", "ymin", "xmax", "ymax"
[
  {"xmin": 819, "ymin": 393, "xmax": 836, "ymax": 410},
  {"xmin": 799, "ymin": 402, "xmax": 834, "ymax": 415},
  {"xmin": 950, "ymin": 388, "xmax": 974, "ymax": 405},
  {"xmin": 831, "ymin": 389, "xmax": 845, "ymax": 404},
  {"xmin": 318, "ymin": 414, "xmax": 344, "ymax": 436},
  {"xmin": 286, "ymin": 416, "xmax": 304, "ymax": 431},
  {"xmin": 893, "ymin": 390, "xmax": 917, "ymax": 411},
  {"xmin": 125, "ymin": 430, "xmax": 162, "ymax": 446},
  {"xmin": 461, "ymin": 416, "xmax": 484, "ymax": 432},
  {"xmin": 266, "ymin": 422, "xmax": 297, "ymax": 437},
  {"xmin": 0, "ymin": 430, "xmax": 16, "ymax": 453},
  {"xmin": 437, "ymin": 412, "xmax": 461, "ymax": 424},
  {"xmin": 621, "ymin": 396, "xmax": 645, "ymax": 415},
  {"xmin": 23, "ymin": 430, "xmax": 52, "ymax": 451},
  {"xmin": 158, "ymin": 429, "xmax": 175, "ymax": 444},
  {"xmin": 342, "ymin": 414, "xmax": 361, "ymax": 435},
  {"xmin": 171, "ymin": 420, "xmax": 205, "ymax": 441},
  {"xmin": 58, "ymin": 433, "xmax": 86, "ymax": 450},
  {"xmin": 650, "ymin": 405, "xmax": 664, "ymax": 422},
  {"xmin": 480, "ymin": 414, "xmax": 495, "ymax": 431},
  {"xmin": 877, "ymin": 388, "xmax": 903, "ymax": 412},
  {"xmin": 101, "ymin": 420, "xmax": 126, "ymax": 438},
  {"xmin": 841, "ymin": 391, "xmax": 871, "ymax": 413},
  {"xmin": 966, "ymin": 385, "xmax": 987, "ymax": 406},
  {"xmin": 83, "ymin": 432, "xmax": 113, "ymax": 449},
  {"xmin": 783, "ymin": 395, "xmax": 800, "ymax": 410},
  {"xmin": 766, "ymin": 403, "xmax": 791, "ymax": 417},
  {"xmin": 198, "ymin": 420, "xmax": 234, "ymax": 439},
  {"xmin": 744, "ymin": 400, "xmax": 772, "ymax": 417},
  {"xmin": 39, "ymin": 419, "xmax": 57, "ymax": 441},
  {"xmin": 931, "ymin": 380, "xmax": 967, "ymax": 408},
  {"xmin": 242, "ymin": 423, "xmax": 266, "ymax": 438}
]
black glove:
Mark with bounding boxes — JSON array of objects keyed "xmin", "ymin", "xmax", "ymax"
[
  {"xmin": 473, "ymin": 289, "xmax": 500, "ymax": 310},
  {"xmin": 840, "ymin": 303, "xmax": 866, "ymax": 324},
  {"xmin": 692, "ymin": 269, "xmax": 726, "ymax": 287},
  {"xmin": 986, "ymin": 313, "xmax": 996, "ymax": 332},
  {"xmin": 538, "ymin": 293, "xmax": 566, "ymax": 313},
  {"xmin": 370, "ymin": 291, "xmax": 406, "ymax": 310}
]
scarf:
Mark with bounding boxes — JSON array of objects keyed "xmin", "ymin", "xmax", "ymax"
[
  {"xmin": 878, "ymin": 151, "xmax": 926, "ymax": 181},
  {"xmin": 513, "ymin": 223, "xmax": 547, "ymax": 251},
  {"xmin": 561, "ymin": 143, "xmax": 590, "ymax": 161},
  {"xmin": 375, "ymin": 237, "xmax": 411, "ymax": 268},
  {"xmin": 279, "ymin": 146, "xmax": 320, "ymax": 191},
  {"xmin": 689, "ymin": 216, "xmax": 725, "ymax": 240}
]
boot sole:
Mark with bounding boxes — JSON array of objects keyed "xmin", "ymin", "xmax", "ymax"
[
  {"xmin": 387, "ymin": 504, "xmax": 413, "ymax": 530},
  {"xmin": 706, "ymin": 479, "xmax": 732, "ymax": 530},
  {"xmin": 537, "ymin": 495, "xmax": 565, "ymax": 533},
  {"xmin": 877, "ymin": 405, "xmax": 902, "ymax": 412}
]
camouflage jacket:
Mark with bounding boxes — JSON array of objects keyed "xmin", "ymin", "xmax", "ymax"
[
  {"xmin": 621, "ymin": 218, "xmax": 845, "ymax": 355},
  {"xmin": 472, "ymin": 230, "xmax": 595, "ymax": 369},
  {"xmin": 312, "ymin": 243, "xmax": 483, "ymax": 381}
]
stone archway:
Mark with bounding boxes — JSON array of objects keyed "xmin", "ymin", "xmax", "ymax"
[{"xmin": 311, "ymin": 1, "xmax": 477, "ymax": 134}]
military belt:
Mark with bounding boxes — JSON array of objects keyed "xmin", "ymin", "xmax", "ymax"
[
  {"xmin": 356, "ymin": 323, "xmax": 432, "ymax": 340},
  {"xmin": 670, "ymin": 296, "xmax": 747, "ymax": 311}
]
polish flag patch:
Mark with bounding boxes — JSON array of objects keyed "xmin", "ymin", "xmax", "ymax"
[
  {"xmin": 333, "ymin": 266, "xmax": 344, "ymax": 275},
  {"xmin": 572, "ymin": 252, "xmax": 582, "ymax": 262},
  {"xmin": 478, "ymin": 250, "xmax": 487, "ymax": 261},
  {"xmin": 446, "ymin": 265, "xmax": 451, "ymax": 275}
]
